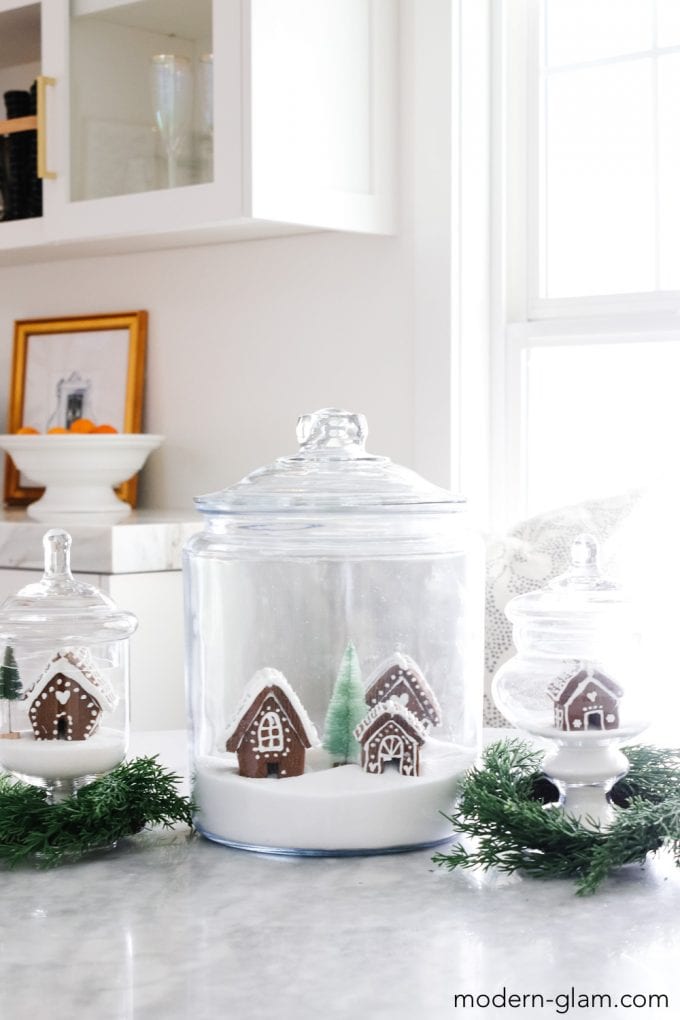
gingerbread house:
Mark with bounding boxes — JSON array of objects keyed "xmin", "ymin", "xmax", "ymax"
[
  {"xmin": 225, "ymin": 668, "xmax": 319, "ymax": 779},
  {"xmin": 354, "ymin": 698, "xmax": 426, "ymax": 777},
  {"xmin": 364, "ymin": 653, "xmax": 441, "ymax": 728},
  {"xmin": 26, "ymin": 649, "xmax": 117, "ymax": 741},
  {"xmin": 548, "ymin": 664, "xmax": 623, "ymax": 732}
]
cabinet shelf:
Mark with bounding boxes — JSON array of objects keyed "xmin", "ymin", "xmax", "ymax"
[{"xmin": 0, "ymin": 115, "xmax": 37, "ymax": 135}]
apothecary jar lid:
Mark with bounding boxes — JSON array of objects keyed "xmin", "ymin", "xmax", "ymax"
[
  {"xmin": 505, "ymin": 534, "xmax": 631, "ymax": 627},
  {"xmin": 0, "ymin": 529, "xmax": 137, "ymax": 645},
  {"xmin": 194, "ymin": 408, "xmax": 466, "ymax": 515}
]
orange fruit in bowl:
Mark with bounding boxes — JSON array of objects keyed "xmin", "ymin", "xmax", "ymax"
[
  {"xmin": 47, "ymin": 427, "xmax": 69, "ymax": 434},
  {"xmin": 93, "ymin": 424, "xmax": 118, "ymax": 434},
  {"xmin": 69, "ymin": 418, "xmax": 95, "ymax": 434},
  {"xmin": 16, "ymin": 426, "xmax": 39, "ymax": 435}
]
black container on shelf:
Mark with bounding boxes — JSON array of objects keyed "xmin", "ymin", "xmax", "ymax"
[
  {"xmin": 27, "ymin": 82, "xmax": 42, "ymax": 218},
  {"xmin": 2, "ymin": 87, "xmax": 41, "ymax": 222}
]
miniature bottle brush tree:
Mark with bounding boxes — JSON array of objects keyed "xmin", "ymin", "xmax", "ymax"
[{"xmin": 0, "ymin": 645, "xmax": 22, "ymax": 739}]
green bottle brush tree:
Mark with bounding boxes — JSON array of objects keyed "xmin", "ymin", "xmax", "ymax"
[
  {"xmin": 0, "ymin": 645, "xmax": 22, "ymax": 739},
  {"xmin": 323, "ymin": 641, "xmax": 368, "ymax": 765}
]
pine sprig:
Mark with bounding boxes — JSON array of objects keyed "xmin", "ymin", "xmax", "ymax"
[
  {"xmin": 433, "ymin": 739, "xmax": 680, "ymax": 895},
  {"xmin": 0, "ymin": 756, "xmax": 194, "ymax": 867}
]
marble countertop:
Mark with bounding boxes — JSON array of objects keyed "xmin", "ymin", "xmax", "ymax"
[
  {"xmin": 3, "ymin": 731, "xmax": 680, "ymax": 1020},
  {"xmin": 0, "ymin": 509, "xmax": 200, "ymax": 573}
]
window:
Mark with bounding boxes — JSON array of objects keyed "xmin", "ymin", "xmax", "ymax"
[
  {"xmin": 256, "ymin": 712, "xmax": 284, "ymax": 752},
  {"xmin": 496, "ymin": 0, "xmax": 680, "ymax": 525}
]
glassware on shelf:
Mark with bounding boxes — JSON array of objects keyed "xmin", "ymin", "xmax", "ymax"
[
  {"xmin": 198, "ymin": 53, "xmax": 213, "ymax": 136},
  {"xmin": 197, "ymin": 53, "xmax": 213, "ymax": 183},
  {"xmin": 149, "ymin": 54, "xmax": 193, "ymax": 190},
  {"xmin": 184, "ymin": 408, "xmax": 484, "ymax": 855},
  {"xmin": 0, "ymin": 529, "xmax": 137, "ymax": 802},
  {"xmin": 492, "ymin": 534, "xmax": 648, "ymax": 828}
]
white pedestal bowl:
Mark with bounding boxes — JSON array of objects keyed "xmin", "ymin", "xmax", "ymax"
[{"xmin": 0, "ymin": 434, "xmax": 164, "ymax": 522}]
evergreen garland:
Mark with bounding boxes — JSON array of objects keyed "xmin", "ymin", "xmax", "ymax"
[
  {"xmin": 0, "ymin": 756, "xmax": 193, "ymax": 867},
  {"xmin": 433, "ymin": 739, "xmax": 680, "ymax": 895}
]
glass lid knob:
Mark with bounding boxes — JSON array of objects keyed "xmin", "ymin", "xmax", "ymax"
[
  {"xmin": 43, "ymin": 529, "xmax": 73, "ymax": 581},
  {"xmin": 295, "ymin": 408, "xmax": 368, "ymax": 454},
  {"xmin": 549, "ymin": 533, "xmax": 618, "ymax": 593},
  {"xmin": 570, "ymin": 533, "xmax": 599, "ymax": 573}
]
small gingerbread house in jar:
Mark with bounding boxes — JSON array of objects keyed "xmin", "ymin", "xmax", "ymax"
[
  {"xmin": 354, "ymin": 698, "xmax": 426, "ymax": 776},
  {"xmin": 225, "ymin": 668, "xmax": 319, "ymax": 778},
  {"xmin": 548, "ymin": 663, "xmax": 623, "ymax": 733},
  {"xmin": 364, "ymin": 653, "xmax": 441, "ymax": 729},
  {"xmin": 27, "ymin": 649, "xmax": 117, "ymax": 741}
]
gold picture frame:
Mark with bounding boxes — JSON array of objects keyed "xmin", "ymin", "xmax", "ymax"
[{"xmin": 4, "ymin": 311, "xmax": 148, "ymax": 507}]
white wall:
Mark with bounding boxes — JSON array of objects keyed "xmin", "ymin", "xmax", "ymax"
[{"xmin": 0, "ymin": 230, "xmax": 414, "ymax": 510}]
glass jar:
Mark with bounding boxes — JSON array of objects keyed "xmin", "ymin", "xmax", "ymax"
[
  {"xmin": 0, "ymin": 529, "xmax": 137, "ymax": 800},
  {"xmin": 492, "ymin": 534, "xmax": 647, "ymax": 826},
  {"xmin": 184, "ymin": 408, "xmax": 484, "ymax": 854}
]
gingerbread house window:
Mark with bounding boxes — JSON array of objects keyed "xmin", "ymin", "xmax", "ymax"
[{"xmin": 257, "ymin": 711, "xmax": 284, "ymax": 752}]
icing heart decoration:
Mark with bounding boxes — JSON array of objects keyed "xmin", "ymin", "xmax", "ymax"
[
  {"xmin": 586, "ymin": 691, "xmax": 597, "ymax": 702},
  {"xmin": 56, "ymin": 690, "xmax": 71, "ymax": 705},
  {"xmin": 398, "ymin": 692, "xmax": 410, "ymax": 706}
]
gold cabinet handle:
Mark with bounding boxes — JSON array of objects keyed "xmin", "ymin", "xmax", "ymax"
[{"xmin": 36, "ymin": 75, "xmax": 57, "ymax": 180}]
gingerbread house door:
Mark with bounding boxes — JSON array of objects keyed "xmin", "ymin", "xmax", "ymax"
[
  {"xmin": 378, "ymin": 734, "xmax": 405, "ymax": 771},
  {"xmin": 584, "ymin": 709, "xmax": 603, "ymax": 730}
]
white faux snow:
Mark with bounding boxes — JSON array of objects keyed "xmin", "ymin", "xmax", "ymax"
[
  {"xmin": 193, "ymin": 742, "xmax": 474, "ymax": 851},
  {"xmin": 25, "ymin": 649, "xmax": 118, "ymax": 712},
  {"xmin": 353, "ymin": 697, "xmax": 427, "ymax": 742},
  {"xmin": 223, "ymin": 667, "xmax": 320, "ymax": 746},
  {"xmin": 0, "ymin": 728, "xmax": 125, "ymax": 781}
]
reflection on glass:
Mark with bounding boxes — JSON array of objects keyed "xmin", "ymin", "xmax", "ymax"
[{"xmin": 149, "ymin": 54, "xmax": 193, "ymax": 190}]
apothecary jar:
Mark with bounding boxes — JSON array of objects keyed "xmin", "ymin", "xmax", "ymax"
[
  {"xmin": 184, "ymin": 408, "xmax": 484, "ymax": 854},
  {"xmin": 0, "ymin": 529, "xmax": 136, "ymax": 800}
]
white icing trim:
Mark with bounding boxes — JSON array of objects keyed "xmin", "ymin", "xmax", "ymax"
[
  {"xmin": 354, "ymin": 697, "xmax": 427, "ymax": 743},
  {"xmin": 25, "ymin": 649, "xmax": 117, "ymax": 712},
  {"xmin": 224, "ymin": 667, "xmax": 320, "ymax": 747},
  {"xmin": 548, "ymin": 661, "xmax": 620, "ymax": 706},
  {"xmin": 363, "ymin": 652, "xmax": 442, "ymax": 725}
]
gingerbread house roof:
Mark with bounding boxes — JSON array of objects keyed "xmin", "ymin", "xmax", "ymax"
[
  {"xmin": 25, "ymin": 648, "xmax": 118, "ymax": 712},
  {"xmin": 547, "ymin": 663, "xmax": 623, "ymax": 707},
  {"xmin": 364, "ymin": 653, "xmax": 442, "ymax": 726},
  {"xmin": 225, "ymin": 668, "xmax": 320, "ymax": 751},
  {"xmin": 354, "ymin": 697, "xmax": 427, "ymax": 745}
]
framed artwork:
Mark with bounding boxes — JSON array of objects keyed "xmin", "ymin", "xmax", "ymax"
[{"xmin": 4, "ymin": 311, "xmax": 148, "ymax": 506}]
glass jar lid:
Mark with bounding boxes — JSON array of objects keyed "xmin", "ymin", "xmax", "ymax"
[
  {"xmin": 195, "ymin": 408, "xmax": 464, "ymax": 514},
  {"xmin": 0, "ymin": 529, "xmax": 138, "ymax": 643},
  {"xmin": 505, "ymin": 534, "xmax": 629, "ymax": 625}
]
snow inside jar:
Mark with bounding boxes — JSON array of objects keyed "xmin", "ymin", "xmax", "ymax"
[
  {"xmin": 184, "ymin": 408, "xmax": 484, "ymax": 854},
  {"xmin": 0, "ymin": 529, "xmax": 136, "ymax": 800}
]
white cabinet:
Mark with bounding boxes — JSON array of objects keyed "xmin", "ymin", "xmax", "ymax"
[{"xmin": 0, "ymin": 0, "xmax": 396, "ymax": 263}]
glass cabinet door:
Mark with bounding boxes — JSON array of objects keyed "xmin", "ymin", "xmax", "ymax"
[
  {"xmin": 69, "ymin": 0, "xmax": 213, "ymax": 202},
  {"xmin": 0, "ymin": 2, "xmax": 44, "ymax": 227}
]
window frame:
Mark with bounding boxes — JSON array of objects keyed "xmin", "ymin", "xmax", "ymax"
[{"xmin": 492, "ymin": 0, "xmax": 680, "ymax": 528}]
